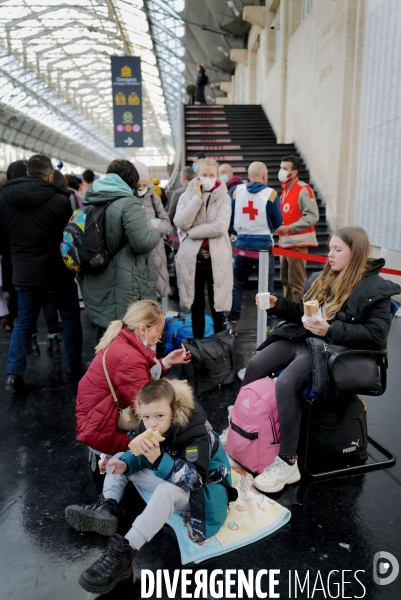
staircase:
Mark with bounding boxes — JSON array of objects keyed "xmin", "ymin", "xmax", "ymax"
[{"xmin": 185, "ymin": 104, "xmax": 330, "ymax": 288}]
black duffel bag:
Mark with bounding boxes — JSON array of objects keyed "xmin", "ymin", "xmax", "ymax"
[
  {"xmin": 182, "ymin": 330, "xmax": 235, "ymax": 394},
  {"xmin": 307, "ymin": 338, "xmax": 384, "ymax": 395},
  {"xmin": 308, "ymin": 395, "xmax": 368, "ymax": 464}
]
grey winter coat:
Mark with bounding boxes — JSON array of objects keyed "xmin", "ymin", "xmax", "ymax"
[
  {"xmin": 141, "ymin": 184, "xmax": 172, "ymax": 297},
  {"xmin": 80, "ymin": 185, "xmax": 160, "ymax": 328},
  {"xmin": 168, "ymin": 184, "xmax": 187, "ymax": 222},
  {"xmin": 174, "ymin": 180, "xmax": 233, "ymax": 312}
]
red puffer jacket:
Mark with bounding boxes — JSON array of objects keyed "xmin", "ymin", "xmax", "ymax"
[{"xmin": 76, "ymin": 328, "xmax": 168, "ymax": 455}]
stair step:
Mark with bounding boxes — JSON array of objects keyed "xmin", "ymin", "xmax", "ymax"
[{"xmin": 185, "ymin": 104, "xmax": 331, "ymax": 254}]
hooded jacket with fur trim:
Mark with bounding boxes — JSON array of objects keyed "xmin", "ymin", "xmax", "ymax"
[{"xmin": 119, "ymin": 379, "xmax": 235, "ymax": 542}]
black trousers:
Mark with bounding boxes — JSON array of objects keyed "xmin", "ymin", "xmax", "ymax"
[
  {"xmin": 242, "ymin": 339, "xmax": 312, "ymax": 456},
  {"xmin": 191, "ymin": 266, "xmax": 225, "ymax": 339}
]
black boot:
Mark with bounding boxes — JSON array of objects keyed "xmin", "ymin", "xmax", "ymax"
[
  {"xmin": 47, "ymin": 336, "xmax": 61, "ymax": 358},
  {"xmin": 65, "ymin": 496, "xmax": 122, "ymax": 536},
  {"xmin": 5, "ymin": 374, "xmax": 27, "ymax": 392},
  {"xmin": 28, "ymin": 335, "xmax": 40, "ymax": 356},
  {"xmin": 79, "ymin": 534, "xmax": 135, "ymax": 594}
]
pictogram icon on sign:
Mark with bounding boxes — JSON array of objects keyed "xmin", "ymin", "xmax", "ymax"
[
  {"xmin": 121, "ymin": 65, "xmax": 132, "ymax": 77},
  {"xmin": 122, "ymin": 111, "xmax": 134, "ymax": 124},
  {"xmin": 115, "ymin": 92, "xmax": 126, "ymax": 105},
  {"xmin": 128, "ymin": 92, "xmax": 140, "ymax": 105},
  {"xmin": 124, "ymin": 137, "xmax": 134, "ymax": 146},
  {"xmin": 242, "ymin": 200, "xmax": 259, "ymax": 220}
]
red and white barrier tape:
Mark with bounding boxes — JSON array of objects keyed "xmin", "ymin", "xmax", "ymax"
[{"xmin": 167, "ymin": 236, "xmax": 401, "ymax": 277}]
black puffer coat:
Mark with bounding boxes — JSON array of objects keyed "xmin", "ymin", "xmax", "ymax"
[
  {"xmin": 259, "ymin": 259, "xmax": 400, "ymax": 352},
  {"xmin": 0, "ymin": 177, "xmax": 72, "ymax": 286}
]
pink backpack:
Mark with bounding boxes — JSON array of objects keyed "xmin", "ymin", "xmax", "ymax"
[{"xmin": 226, "ymin": 378, "xmax": 280, "ymax": 474}]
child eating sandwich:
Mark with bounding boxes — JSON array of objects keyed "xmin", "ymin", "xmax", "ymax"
[{"xmin": 76, "ymin": 378, "xmax": 235, "ymax": 595}]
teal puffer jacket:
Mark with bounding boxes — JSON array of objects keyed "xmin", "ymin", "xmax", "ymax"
[{"xmin": 80, "ymin": 174, "xmax": 160, "ymax": 328}]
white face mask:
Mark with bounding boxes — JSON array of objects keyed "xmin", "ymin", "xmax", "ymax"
[
  {"xmin": 137, "ymin": 188, "xmax": 147, "ymax": 197},
  {"xmin": 199, "ymin": 176, "xmax": 216, "ymax": 191},
  {"xmin": 278, "ymin": 169, "xmax": 291, "ymax": 183},
  {"xmin": 220, "ymin": 174, "xmax": 229, "ymax": 184}
]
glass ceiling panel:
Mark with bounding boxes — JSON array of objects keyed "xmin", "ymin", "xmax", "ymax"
[{"xmin": 0, "ymin": 0, "xmax": 185, "ymax": 167}]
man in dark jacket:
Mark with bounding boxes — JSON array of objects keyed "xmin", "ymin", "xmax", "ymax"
[
  {"xmin": 0, "ymin": 154, "xmax": 82, "ymax": 390},
  {"xmin": 167, "ymin": 166, "xmax": 196, "ymax": 222}
]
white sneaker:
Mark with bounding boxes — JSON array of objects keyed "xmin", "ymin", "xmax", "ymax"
[
  {"xmin": 220, "ymin": 427, "xmax": 229, "ymax": 448},
  {"xmin": 254, "ymin": 456, "xmax": 301, "ymax": 493},
  {"xmin": 219, "ymin": 405, "xmax": 234, "ymax": 448}
]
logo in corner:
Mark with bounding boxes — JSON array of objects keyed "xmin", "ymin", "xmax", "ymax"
[{"xmin": 373, "ymin": 552, "xmax": 399, "ymax": 586}]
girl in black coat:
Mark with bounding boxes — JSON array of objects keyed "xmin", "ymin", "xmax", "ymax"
[{"xmin": 243, "ymin": 227, "xmax": 400, "ymax": 494}]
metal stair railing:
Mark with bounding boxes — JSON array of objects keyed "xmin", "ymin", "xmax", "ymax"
[{"xmin": 166, "ymin": 101, "xmax": 185, "ymax": 195}]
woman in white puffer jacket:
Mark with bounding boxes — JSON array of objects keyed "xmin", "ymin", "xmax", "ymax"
[{"xmin": 174, "ymin": 158, "xmax": 233, "ymax": 338}]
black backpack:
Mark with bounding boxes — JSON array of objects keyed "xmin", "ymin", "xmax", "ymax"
[
  {"xmin": 60, "ymin": 202, "xmax": 111, "ymax": 275},
  {"xmin": 182, "ymin": 330, "xmax": 235, "ymax": 394},
  {"xmin": 307, "ymin": 395, "xmax": 368, "ymax": 465}
]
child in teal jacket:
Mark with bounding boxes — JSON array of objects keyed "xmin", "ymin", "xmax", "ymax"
[{"xmin": 78, "ymin": 378, "xmax": 235, "ymax": 595}]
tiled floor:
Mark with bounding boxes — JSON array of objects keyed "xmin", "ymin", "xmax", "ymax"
[{"xmin": 1, "ymin": 289, "xmax": 400, "ymax": 599}]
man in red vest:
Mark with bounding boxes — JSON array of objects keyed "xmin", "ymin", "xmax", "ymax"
[{"xmin": 276, "ymin": 155, "xmax": 319, "ymax": 301}]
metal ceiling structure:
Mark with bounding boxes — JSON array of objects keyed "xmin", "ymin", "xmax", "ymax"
[
  {"xmin": 0, "ymin": 0, "xmax": 259, "ymax": 172},
  {"xmin": 0, "ymin": 0, "xmax": 185, "ymax": 170},
  {"xmin": 184, "ymin": 0, "xmax": 257, "ymax": 102}
]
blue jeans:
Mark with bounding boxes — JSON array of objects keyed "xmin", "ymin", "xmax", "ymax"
[
  {"xmin": 228, "ymin": 253, "xmax": 275, "ymax": 325},
  {"xmin": 7, "ymin": 279, "xmax": 82, "ymax": 376},
  {"xmin": 32, "ymin": 301, "xmax": 59, "ymax": 336}
]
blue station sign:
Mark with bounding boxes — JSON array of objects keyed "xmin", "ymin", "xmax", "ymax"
[{"xmin": 111, "ymin": 56, "xmax": 143, "ymax": 148}]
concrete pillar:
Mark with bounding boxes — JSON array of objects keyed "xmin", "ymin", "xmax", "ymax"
[{"xmin": 278, "ymin": 0, "xmax": 288, "ymax": 143}]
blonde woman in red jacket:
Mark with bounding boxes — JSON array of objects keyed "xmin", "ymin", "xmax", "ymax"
[{"xmin": 75, "ymin": 300, "xmax": 191, "ymax": 456}]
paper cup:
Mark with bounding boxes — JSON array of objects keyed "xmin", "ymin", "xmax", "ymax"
[{"xmin": 257, "ymin": 293, "xmax": 270, "ymax": 310}]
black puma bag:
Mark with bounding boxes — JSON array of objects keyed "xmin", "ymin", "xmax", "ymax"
[
  {"xmin": 182, "ymin": 330, "xmax": 235, "ymax": 394},
  {"xmin": 308, "ymin": 395, "xmax": 368, "ymax": 464}
]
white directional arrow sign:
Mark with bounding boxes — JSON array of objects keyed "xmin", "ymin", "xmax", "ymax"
[{"xmin": 124, "ymin": 137, "xmax": 134, "ymax": 146}]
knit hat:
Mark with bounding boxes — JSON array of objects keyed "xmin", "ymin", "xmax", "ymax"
[{"xmin": 133, "ymin": 160, "xmax": 150, "ymax": 183}]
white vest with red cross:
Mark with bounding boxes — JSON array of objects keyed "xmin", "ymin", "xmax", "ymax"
[{"xmin": 234, "ymin": 184, "xmax": 274, "ymax": 236}]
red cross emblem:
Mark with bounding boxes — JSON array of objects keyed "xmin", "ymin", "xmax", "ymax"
[{"xmin": 242, "ymin": 200, "xmax": 258, "ymax": 220}]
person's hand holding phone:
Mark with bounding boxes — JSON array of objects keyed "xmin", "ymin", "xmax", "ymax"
[{"xmin": 193, "ymin": 177, "xmax": 203, "ymax": 199}]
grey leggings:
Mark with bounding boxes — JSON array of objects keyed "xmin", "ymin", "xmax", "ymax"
[
  {"xmin": 103, "ymin": 457, "xmax": 190, "ymax": 550},
  {"xmin": 242, "ymin": 339, "xmax": 312, "ymax": 455}
]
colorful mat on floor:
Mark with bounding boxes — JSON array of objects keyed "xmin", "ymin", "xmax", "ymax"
[{"xmin": 134, "ymin": 464, "xmax": 291, "ymax": 565}]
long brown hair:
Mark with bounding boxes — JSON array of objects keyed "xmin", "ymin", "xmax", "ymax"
[{"xmin": 304, "ymin": 227, "xmax": 371, "ymax": 320}]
